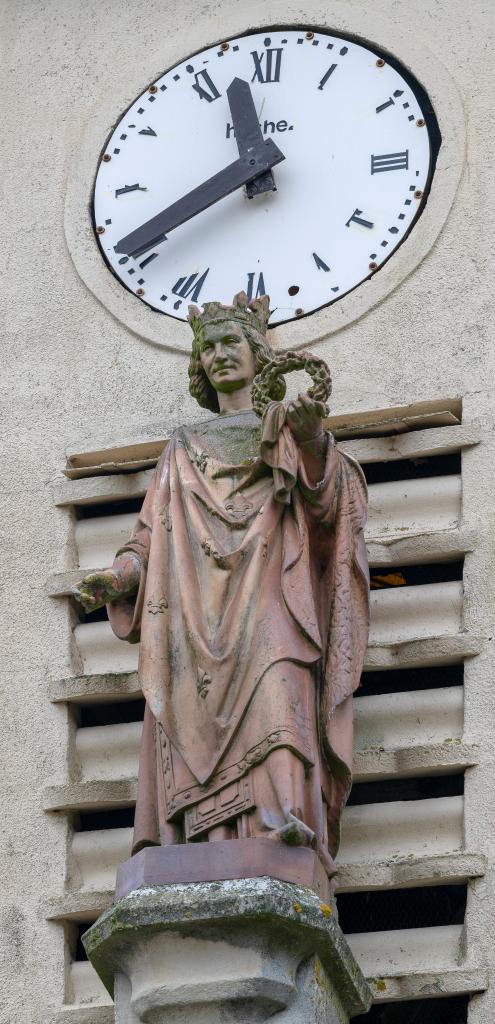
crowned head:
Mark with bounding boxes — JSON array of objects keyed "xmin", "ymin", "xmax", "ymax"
[{"xmin": 188, "ymin": 291, "xmax": 285, "ymax": 412}]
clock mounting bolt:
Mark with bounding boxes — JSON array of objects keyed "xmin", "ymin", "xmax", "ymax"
[
  {"xmin": 96, "ymin": 226, "xmax": 105, "ymax": 235},
  {"xmin": 369, "ymin": 261, "xmax": 378, "ymax": 271},
  {"xmin": 295, "ymin": 308, "xmax": 304, "ymax": 316},
  {"xmin": 416, "ymin": 118, "xmax": 426, "ymax": 127},
  {"xmin": 414, "ymin": 189, "xmax": 423, "ymax": 199},
  {"xmin": 149, "ymin": 84, "xmax": 158, "ymax": 94},
  {"xmin": 136, "ymin": 288, "xmax": 145, "ymax": 296},
  {"xmin": 102, "ymin": 154, "xmax": 111, "ymax": 163},
  {"xmin": 305, "ymin": 31, "xmax": 314, "ymax": 40},
  {"xmin": 220, "ymin": 41, "xmax": 230, "ymax": 51},
  {"xmin": 376, "ymin": 58, "xmax": 385, "ymax": 67}
]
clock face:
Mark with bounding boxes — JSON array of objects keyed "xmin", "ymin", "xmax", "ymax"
[{"xmin": 93, "ymin": 28, "xmax": 433, "ymax": 326}]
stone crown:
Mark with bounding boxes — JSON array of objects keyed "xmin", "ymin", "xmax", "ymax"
[{"xmin": 188, "ymin": 291, "xmax": 271, "ymax": 340}]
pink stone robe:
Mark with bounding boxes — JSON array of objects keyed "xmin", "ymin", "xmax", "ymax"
[{"xmin": 108, "ymin": 406, "xmax": 369, "ymax": 866}]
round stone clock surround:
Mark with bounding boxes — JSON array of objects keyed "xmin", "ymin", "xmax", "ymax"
[{"xmin": 65, "ymin": 8, "xmax": 465, "ymax": 354}]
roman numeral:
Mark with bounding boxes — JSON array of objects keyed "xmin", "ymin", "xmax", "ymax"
[
  {"xmin": 192, "ymin": 70, "xmax": 221, "ymax": 103},
  {"xmin": 251, "ymin": 48, "xmax": 283, "ymax": 83},
  {"xmin": 318, "ymin": 64, "xmax": 337, "ymax": 90},
  {"xmin": 139, "ymin": 252, "xmax": 159, "ymax": 269},
  {"xmin": 371, "ymin": 150, "xmax": 409, "ymax": 174},
  {"xmin": 172, "ymin": 269, "xmax": 209, "ymax": 308},
  {"xmin": 346, "ymin": 209, "xmax": 374, "ymax": 229},
  {"xmin": 115, "ymin": 183, "xmax": 147, "ymax": 198},
  {"xmin": 313, "ymin": 253, "xmax": 330, "ymax": 271},
  {"xmin": 139, "ymin": 126, "xmax": 157, "ymax": 136},
  {"xmin": 375, "ymin": 90, "xmax": 404, "ymax": 114},
  {"xmin": 246, "ymin": 272, "xmax": 266, "ymax": 300}
]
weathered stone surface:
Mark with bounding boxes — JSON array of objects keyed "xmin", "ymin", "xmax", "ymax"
[
  {"xmin": 72, "ymin": 293, "xmax": 369, "ymax": 875},
  {"xmin": 83, "ymin": 877, "xmax": 371, "ymax": 1022}
]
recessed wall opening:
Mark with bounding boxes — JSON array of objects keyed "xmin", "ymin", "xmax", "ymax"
[
  {"xmin": 74, "ymin": 922, "xmax": 92, "ymax": 961},
  {"xmin": 76, "ymin": 496, "xmax": 144, "ymax": 520},
  {"xmin": 370, "ymin": 560, "xmax": 463, "ymax": 590},
  {"xmin": 352, "ymin": 994, "xmax": 469, "ymax": 1024},
  {"xmin": 363, "ymin": 451, "xmax": 460, "ymax": 486},
  {"xmin": 347, "ymin": 772, "xmax": 464, "ymax": 807},
  {"xmin": 336, "ymin": 883, "xmax": 467, "ymax": 934},
  {"xmin": 77, "ymin": 604, "xmax": 110, "ymax": 624},
  {"xmin": 79, "ymin": 699, "xmax": 145, "ymax": 728},
  {"xmin": 356, "ymin": 663, "xmax": 464, "ymax": 698},
  {"xmin": 75, "ymin": 806, "xmax": 135, "ymax": 832}
]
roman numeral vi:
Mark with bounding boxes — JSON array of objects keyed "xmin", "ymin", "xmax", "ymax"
[{"xmin": 246, "ymin": 272, "xmax": 266, "ymax": 300}]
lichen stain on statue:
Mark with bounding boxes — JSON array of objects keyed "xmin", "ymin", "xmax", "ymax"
[{"xmin": 72, "ymin": 291, "xmax": 369, "ymax": 881}]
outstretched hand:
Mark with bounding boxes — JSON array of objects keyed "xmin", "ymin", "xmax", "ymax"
[
  {"xmin": 71, "ymin": 558, "xmax": 141, "ymax": 613},
  {"xmin": 286, "ymin": 392, "xmax": 326, "ymax": 444},
  {"xmin": 71, "ymin": 569, "xmax": 126, "ymax": 613}
]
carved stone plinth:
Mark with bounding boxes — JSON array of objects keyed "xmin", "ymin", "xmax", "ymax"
[{"xmin": 83, "ymin": 845, "xmax": 371, "ymax": 1024}]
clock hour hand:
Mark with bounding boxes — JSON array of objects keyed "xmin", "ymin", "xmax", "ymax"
[
  {"xmin": 114, "ymin": 137, "xmax": 285, "ymax": 259},
  {"xmin": 227, "ymin": 77, "xmax": 275, "ymax": 199}
]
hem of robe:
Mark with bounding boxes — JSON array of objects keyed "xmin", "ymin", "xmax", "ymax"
[{"xmin": 132, "ymin": 704, "xmax": 352, "ymax": 860}]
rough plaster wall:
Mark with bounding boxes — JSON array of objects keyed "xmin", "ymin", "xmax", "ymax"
[{"xmin": 0, "ymin": 0, "xmax": 494, "ymax": 1021}]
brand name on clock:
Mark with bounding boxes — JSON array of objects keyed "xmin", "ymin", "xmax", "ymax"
[{"xmin": 226, "ymin": 119, "xmax": 294, "ymax": 139}]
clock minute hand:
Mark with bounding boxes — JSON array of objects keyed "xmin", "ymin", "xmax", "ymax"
[
  {"xmin": 114, "ymin": 137, "xmax": 285, "ymax": 259},
  {"xmin": 227, "ymin": 77, "xmax": 275, "ymax": 199}
]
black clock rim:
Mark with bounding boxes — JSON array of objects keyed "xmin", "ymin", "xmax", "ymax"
[{"xmin": 91, "ymin": 24, "xmax": 442, "ymax": 329}]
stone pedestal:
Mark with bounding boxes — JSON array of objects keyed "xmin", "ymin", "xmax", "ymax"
[{"xmin": 83, "ymin": 843, "xmax": 371, "ymax": 1024}]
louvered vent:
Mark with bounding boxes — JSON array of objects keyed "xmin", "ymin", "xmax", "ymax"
[{"xmin": 46, "ymin": 399, "xmax": 486, "ymax": 1018}]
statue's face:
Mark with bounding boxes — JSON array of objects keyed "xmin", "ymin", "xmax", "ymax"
[{"xmin": 199, "ymin": 322, "xmax": 257, "ymax": 394}]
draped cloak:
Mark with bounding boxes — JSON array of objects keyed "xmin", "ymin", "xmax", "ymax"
[{"xmin": 107, "ymin": 406, "xmax": 369, "ymax": 858}]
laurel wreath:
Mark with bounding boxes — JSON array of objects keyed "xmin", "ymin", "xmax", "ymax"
[{"xmin": 251, "ymin": 350, "xmax": 332, "ymax": 418}]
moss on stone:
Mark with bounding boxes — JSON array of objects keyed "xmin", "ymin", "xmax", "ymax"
[{"xmin": 83, "ymin": 877, "xmax": 371, "ymax": 1016}]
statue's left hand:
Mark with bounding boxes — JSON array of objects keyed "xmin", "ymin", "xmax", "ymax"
[{"xmin": 286, "ymin": 393, "xmax": 326, "ymax": 444}]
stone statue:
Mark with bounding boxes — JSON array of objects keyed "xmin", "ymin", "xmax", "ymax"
[{"xmin": 73, "ymin": 292, "xmax": 369, "ymax": 879}]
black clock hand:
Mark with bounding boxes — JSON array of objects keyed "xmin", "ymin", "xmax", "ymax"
[
  {"xmin": 227, "ymin": 77, "xmax": 275, "ymax": 199},
  {"xmin": 114, "ymin": 137, "xmax": 285, "ymax": 259}
]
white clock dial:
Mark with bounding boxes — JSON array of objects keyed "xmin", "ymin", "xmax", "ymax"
[{"xmin": 93, "ymin": 29, "xmax": 434, "ymax": 326}]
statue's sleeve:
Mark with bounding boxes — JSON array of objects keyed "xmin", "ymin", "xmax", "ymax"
[
  {"xmin": 299, "ymin": 436, "xmax": 369, "ymax": 701},
  {"xmin": 296, "ymin": 431, "xmax": 341, "ymax": 519},
  {"xmin": 107, "ymin": 445, "xmax": 171, "ymax": 643},
  {"xmin": 299, "ymin": 438, "xmax": 369, "ymax": 857}
]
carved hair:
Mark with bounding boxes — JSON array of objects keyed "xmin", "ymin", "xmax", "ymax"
[{"xmin": 188, "ymin": 323, "xmax": 286, "ymax": 413}]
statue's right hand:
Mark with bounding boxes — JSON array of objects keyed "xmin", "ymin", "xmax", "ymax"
[{"xmin": 71, "ymin": 567, "xmax": 135, "ymax": 613}]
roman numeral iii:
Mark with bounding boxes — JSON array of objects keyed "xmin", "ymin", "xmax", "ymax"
[
  {"xmin": 251, "ymin": 48, "xmax": 283, "ymax": 83},
  {"xmin": 371, "ymin": 150, "xmax": 409, "ymax": 174}
]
